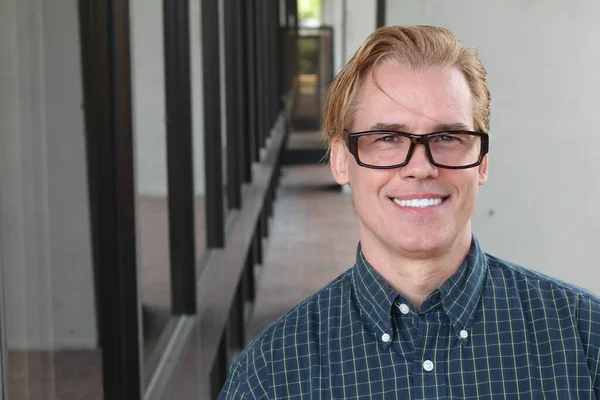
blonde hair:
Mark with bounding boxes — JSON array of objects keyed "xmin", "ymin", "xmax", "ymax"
[{"xmin": 322, "ymin": 25, "xmax": 490, "ymax": 146}]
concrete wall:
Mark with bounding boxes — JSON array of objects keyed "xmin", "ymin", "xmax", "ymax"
[
  {"xmin": 0, "ymin": 0, "xmax": 97, "ymax": 349},
  {"xmin": 344, "ymin": 0, "xmax": 377, "ymax": 64},
  {"xmin": 321, "ymin": 0, "xmax": 344, "ymax": 72},
  {"xmin": 322, "ymin": 0, "xmax": 377, "ymax": 73},
  {"xmin": 131, "ymin": 0, "xmax": 168, "ymax": 196},
  {"xmin": 132, "ymin": 0, "xmax": 207, "ymax": 196},
  {"xmin": 385, "ymin": 1, "xmax": 600, "ymax": 293}
]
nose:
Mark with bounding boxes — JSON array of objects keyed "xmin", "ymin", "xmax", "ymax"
[{"xmin": 399, "ymin": 144, "xmax": 439, "ymax": 180}]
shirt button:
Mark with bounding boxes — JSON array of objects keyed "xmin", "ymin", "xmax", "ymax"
[
  {"xmin": 398, "ymin": 303, "xmax": 410, "ymax": 314},
  {"xmin": 459, "ymin": 329, "xmax": 469, "ymax": 339},
  {"xmin": 423, "ymin": 360, "xmax": 434, "ymax": 372},
  {"xmin": 381, "ymin": 333, "xmax": 391, "ymax": 343}
]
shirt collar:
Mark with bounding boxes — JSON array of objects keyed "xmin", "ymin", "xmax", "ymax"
[
  {"xmin": 351, "ymin": 243, "xmax": 399, "ymax": 338},
  {"xmin": 437, "ymin": 235, "xmax": 488, "ymax": 336},
  {"xmin": 351, "ymin": 236, "xmax": 488, "ymax": 338}
]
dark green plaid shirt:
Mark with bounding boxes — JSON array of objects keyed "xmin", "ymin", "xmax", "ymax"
[{"xmin": 219, "ymin": 237, "xmax": 600, "ymax": 399}]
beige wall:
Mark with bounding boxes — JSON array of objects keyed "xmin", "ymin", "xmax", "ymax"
[
  {"xmin": 322, "ymin": 0, "xmax": 377, "ymax": 73},
  {"xmin": 384, "ymin": 1, "xmax": 600, "ymax": 293},
  {"xmin": 325, "ymin": 0, "xmax": 600, "ymax": 294},
  {"xmin": 131, "ymin": 0, "xmax": 208, "ymax": 196}
]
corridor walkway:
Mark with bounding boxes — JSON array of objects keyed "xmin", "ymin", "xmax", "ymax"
[{"xmin": 246, "ymin": 164, "xmax": 360, "ymax": 340}]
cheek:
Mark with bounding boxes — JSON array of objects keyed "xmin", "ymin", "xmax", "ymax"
[
  {"xmin": 441, "ymin": 170, "xmax": 479, "ymax": 199},
  {"xmin": 456, "ymin": 172, "xmax": 481, "ymax": 206},
  {"xmin": 348, "ymin": 166, "xmax": 392, "ymax": 198}
]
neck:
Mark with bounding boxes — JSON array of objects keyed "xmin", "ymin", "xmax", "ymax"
[{"xmin": 361, "ymin": 233, "xmax": 471, "ymax": 309}]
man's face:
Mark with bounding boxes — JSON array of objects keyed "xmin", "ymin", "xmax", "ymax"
[{"xmin": 330, "ymin": 64, "xmax": 488, "ymax": 260}]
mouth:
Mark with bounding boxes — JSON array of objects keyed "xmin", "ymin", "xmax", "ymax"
[{"xmin": 390, "ymin": 196, "xmax": 448, "ymax": 209}]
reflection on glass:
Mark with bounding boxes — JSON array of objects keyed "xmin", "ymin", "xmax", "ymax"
[
  {"xmin": 162, "ymin": 327, "xmax": 204, "ymax": 398},
  {"xmin": 130, "ymin": 0, "xmax": 172, "ymax": 363},
  {"xmin": 137, "ymin": 195, "xmax": 171, "ymax": 360},
  {"xmin": 0, "ymin": 2, "xmax": 104, "ymax": 398},
  {"xmin": 295, "ymin": 34, "xmax": 321, "ymax": 131}
]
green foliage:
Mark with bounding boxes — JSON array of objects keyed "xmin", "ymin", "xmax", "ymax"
[
  {"xmin": 298, "ymin": 37, "xmax": 319, "ymax": 74},
  {"xmin": 298, "ymin": 0, "xmax": 321, "ymax": 21}
]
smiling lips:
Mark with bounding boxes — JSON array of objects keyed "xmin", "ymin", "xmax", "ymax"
[{"xmin": 392, "ymin": 197, "xmax": 445, "ymax": 208}]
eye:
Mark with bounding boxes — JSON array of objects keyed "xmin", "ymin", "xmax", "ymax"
[
  {"xmin": 379, "ymin": 135, "xmax": 399, "ymax": 143},
  {"xmin": 436, "ymin": 135, "xmax": 459, "ymax": 143}
]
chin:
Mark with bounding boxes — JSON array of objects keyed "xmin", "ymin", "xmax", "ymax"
[
  {"xmin": 390, "ymin": 231, "xmax": 451, "ymax": 255},
  {"xmin": 394, "ymin": 240, "xmax": 443, "ymax": 256}
]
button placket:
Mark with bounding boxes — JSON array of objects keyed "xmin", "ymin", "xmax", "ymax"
[
  {"xmin": 398, "ymin": 303, "xmax": 410, "ymax": 315},
  {"xmin": 413, "ymin": 312, "xmax": 449, "ymax": 398},
  {"xmin": 381, "ymin": 333, "xmax": 391, "ymax": 343},
  {"xmin": 422, "ymin": 360, "xmax": 434, "ymax": 372}
]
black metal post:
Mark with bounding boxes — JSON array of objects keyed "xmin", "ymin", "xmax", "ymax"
[
  {"xmin": 342, "ymin": 0, "xmax": 348, "ymax": 63},
  {"xmin": 245, "ymin": 0, "xmax": 259, "ymax": 164},
  {"xmin": 163, "ymin": 0, "xmax": 197, "ymax": 314},
  {"xmin": 376, "ymin": 0, "xmax": 386, "ymax": 28},
  {"xmin": 202, "ymin": 0, "xmax": 225, "ymax": 248},
  {"xmin": 275, "ymin": 0, "xmax": 284, "ymax": 110},
  {"xmin": 290, "ymin": 0, "xmax": 299, "ymax": 91},
  {"xmin": 78, "ymin": 0, "xmax": 103, "ymax": 352},
  {"xmin": 263, "ymin": 0, "xmax": 272, "ymax": 139},
  {"xmin": 254, "ymin": 0, "xmax": 266, "ymax": 155},
  {"xmin": 253, "ymin": 228, "xmax": 263, "ymax": 266},
  {"xmin": 263, "ymin": 0, "xmax": 271, "ymax": 143},
  {"xmin": 260, "ymin": 210, "xmax": 268, "ymax": 239},
  {"xmin": 78, "ymin": 1, "xmax": 142, "ymax": 398},
  {"xmin": 228, "ymin": 282, "xmax": 245, "ymax": 350},
  {"xmin": 236, "ymin": 0, "xmax": 252, "ymax": 183},
  {"xmin": 244, "ymin": 250, "xmax": 256, "ymax": 303},
  {"xmin": 266, "ymin": 1, "xmax": 275, "ymax": 131},
  {"xmin": 210, "ymin": 331, "xmax": 230, "ymax": 398},
  {"xmin": 271, "ymin": 1, "xmax": 280, "ymax": 125},
  {"xmin": 224, "ymin": 0, "xmax": 241, "ymax": 209}
]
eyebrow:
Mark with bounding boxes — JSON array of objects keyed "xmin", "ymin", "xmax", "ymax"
[{"xmin": 368, "ymin": 122, "xmax": 472, "ymax": 132}]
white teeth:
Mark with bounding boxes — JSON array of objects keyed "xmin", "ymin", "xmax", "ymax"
[{"xmin": 392, "ymin": 198, "xmax": 443, "ymax": 208}]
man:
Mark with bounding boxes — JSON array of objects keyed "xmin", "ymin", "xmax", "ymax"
[{"xmin": 219, "ymin": 25, "xmax": 600, "ymax": 399}]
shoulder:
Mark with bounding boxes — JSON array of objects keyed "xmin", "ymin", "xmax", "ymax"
[
  {"xmin": 484, "ymin": 252, "xmax": 600, "ymax": 307},
  {"xmin": 484, "ymin": 253, "xmax": 600, "ymax": 379},
  {"xmin": 218, "ymin": 268, "xmax": 354, "ymax": 399},
  {"xmin": 253, "ymin": 266, "xmax": 353, "ymax": 346},
  {"xmin": 484, "ymin": 253, "xmax": 600, "ymax": 365}
]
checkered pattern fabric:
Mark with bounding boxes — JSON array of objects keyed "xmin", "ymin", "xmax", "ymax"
[{"xmin": 219, "ymin": 237, "xmax": 600, "ymax": 399}]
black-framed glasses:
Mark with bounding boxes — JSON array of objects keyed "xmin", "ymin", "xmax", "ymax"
[{"xmin": 346, "ymin": 130, "xmax": 489, "ymax": 170}]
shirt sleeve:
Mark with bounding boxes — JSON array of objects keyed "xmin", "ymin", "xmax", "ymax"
[
  {"xmin": 217, "ymin": 346, "xmax": 270, "ymax": 400},
  {"xmin": 577, "ymin": 293, "xmax": 600, "ymax": 397},
  {"xmin": 217, "ymin": 359, "xmax": 247, "ymax": 400}
]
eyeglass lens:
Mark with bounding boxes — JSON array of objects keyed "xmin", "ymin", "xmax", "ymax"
[{"xmin": 356, "ymin": 132, "xmax": 482, "ymax": 167}]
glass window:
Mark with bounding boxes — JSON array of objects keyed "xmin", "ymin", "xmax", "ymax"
[
  {"xmin": 130, "ymin": 0, "xmax": 173, "ymax": 364},
  {"xmin": 0, "ymin": 3, "xmax": 104, "ymax": 398}
]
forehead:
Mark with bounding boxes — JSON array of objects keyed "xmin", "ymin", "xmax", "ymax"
[{"xmin": 353, "ymin": 63, "xmax": 473, "ymax": 132}]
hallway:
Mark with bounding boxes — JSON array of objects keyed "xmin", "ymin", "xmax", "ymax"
[{"xmin": 246, "ymin": 164, "xmax": 359, "ymax": 341}]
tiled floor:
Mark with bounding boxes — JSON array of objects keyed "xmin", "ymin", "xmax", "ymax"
[
  {"xmin": 8, "ymin": 349, "xmax": 103, "ymax": 400},
  {"xmin": 246, "ymin": 164, "xmax": 360, "ymax": 340}
]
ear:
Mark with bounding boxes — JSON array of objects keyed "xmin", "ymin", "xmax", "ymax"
[
  {"xmin": 478, "ymin": 154, "xmax": 488, "ymax": 185},
  {"xmin": 330, "ymin": 139, "xmax": 350, "ymax": 185}
]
